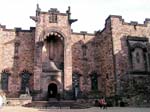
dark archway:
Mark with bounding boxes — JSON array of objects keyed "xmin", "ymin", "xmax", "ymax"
[
  {"xmin": 42, "ymin": 32, "xmax": 64, "ymax": 70},
  {"xmin": 48, "ymin": 83, "xmax": 58, "ymax": 98}
]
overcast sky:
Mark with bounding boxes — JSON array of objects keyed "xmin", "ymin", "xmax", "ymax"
[{"xmin": 0, "ymin": 0, "xmax": 150, "ymax": 33}]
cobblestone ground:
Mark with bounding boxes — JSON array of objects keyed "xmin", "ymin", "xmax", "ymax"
[{"xmin": 1, "ymin": 106, "xmax": 150, "ymax": 112}]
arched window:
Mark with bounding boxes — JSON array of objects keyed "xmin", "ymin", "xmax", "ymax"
[
  {"xmin": 1, "ymin": 70, "xmax": 10, "ymax": 91},
  {"xmin": 91, "ymin": 73, "xmax": 98, "ymax": 91},
  {"xmin": 72, "ymin": 73, "xmax": 80, "ymax": 98},
  {"xmin": 72, "ymin": 73, "xmax": 80, "ymax": 89},
  {"xmin": 20, "ymin": 71, "xmax": 31, "ymax": 93}
]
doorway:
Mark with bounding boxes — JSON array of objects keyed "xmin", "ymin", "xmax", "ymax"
[{"xmin": 48, "ymin": 83, "xmax": 58, "ymax": 98}]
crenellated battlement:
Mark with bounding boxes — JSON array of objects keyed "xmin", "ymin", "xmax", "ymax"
[
  {"xmin": 0, "ymin": 24, "xmax": 35, "ymax": 32},
  {"xmin": 15, "ymin": 27, "xmax": 35, "ymax": 32},
  {"xmin": 106, "ymin": 15, "xmax": 150, "ymax": 27}
]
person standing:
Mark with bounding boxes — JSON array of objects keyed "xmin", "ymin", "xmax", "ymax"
[
  {"xmin": 2, "ymin": 92, "xmax": 6, "ymax": 105},
  {"xmin": 99, "ymin": 97, "xmax": 107, "ymax": 109},
  {"xmin": 0, "ymin": 93, "xmax": 3, "ymax": 112}
]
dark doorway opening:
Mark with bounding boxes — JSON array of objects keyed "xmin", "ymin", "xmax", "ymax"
[{"xmin": 48, "ymin": 83, "xmax": 58, "ymax": 98}]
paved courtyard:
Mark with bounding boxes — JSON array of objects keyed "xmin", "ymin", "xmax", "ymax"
[{"xmin": 1, "ymin": 106, "xmax": 150, "ymax": 112}]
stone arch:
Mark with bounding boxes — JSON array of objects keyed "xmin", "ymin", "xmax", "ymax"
[
  {"xmin": 73, "ymin": 71, "xmax": 82, "ymax": 76},
  {"xmin": 39, "ymin": 28, "xmax": 67, "ymax": 42},
  {"xmin": 49, "ymin": 78, "xmax": 62, "ymax": 90},
  {"xmin": 47, "ymin": 79, "xmax": 63, "ymax": 98},
  {"xmin": 130, "ymin": 43, "xmax": 147, "ymax": 51},
  {"xmin": 89, "ymin": 71, "xmax": 98, "ymax": 76},
  {"xmin": 1, "ymin": 69, "xmax": 11, "ymax": 74},
  {"xmin": 19, "ymin": 70, "xmax": 32, "ymax": 76},
  {"xmin": 48, "ymin": 79, "xmax": 61, "ymax": 86},
  {"xmin": 41, "ymin": 28, "xmax": 65, "ymax": 69},
  {"xmin": 47, "ymin": 83, "xmax": 58, "ymax": 98}
]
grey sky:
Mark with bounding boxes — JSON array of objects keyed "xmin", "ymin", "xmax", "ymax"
[{"xmin": 0, "ymin": 0, "xmax": 150, "ymax": 33}]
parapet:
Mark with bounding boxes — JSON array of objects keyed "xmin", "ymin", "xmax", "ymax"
[
  {"xmin": 0, "ymin": 24, "xmax": 35, "ymax": 32},
  {"xmin": 106, "ymin": 15, "xmax": 150, "ymax": 27},
  {"xmin": 15, "ymin": 27, "xmax": 35, "ymax": 32},
  {"xmin": 72, "ymin": 31, "xmax": 94, "ymax": 36}
]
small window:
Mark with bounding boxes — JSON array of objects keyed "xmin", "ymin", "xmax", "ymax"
[
  {"xmin": 72, "ymin": 74, "xmax": 80, "ymax": 88},
  {"xmin": 14, "ymin": 42, "xmax": 20, "ymax": 54},
  {"xmin": 21, "ymin": 71, "xmax": 31, "ymax": 93},
  {"xmin": 49, "ymin": 13, "xmax": 57, "ymax": 23},
  {"xmin": 1, "ymin": 71, "xmax": 10, "ymax": 91},
  {"xmin": 91, "ymin": 73, "xmax": 98, "ymax": 91},
  {"xmin": 72, "ymin": 73, "xmax": 80, "ymax": 98},
  {"xmin": 82, "ymin": 44, "xmax": 87, "ymax": 57}
]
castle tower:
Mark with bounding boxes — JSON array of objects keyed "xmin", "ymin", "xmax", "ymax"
[{"xmin": 31, "ymin": 5, "xmax": 77, "ymax": 100}]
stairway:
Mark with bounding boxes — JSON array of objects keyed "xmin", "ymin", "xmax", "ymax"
[{"xmin": 24, "ymin": 100, "xmax": 91, "ymax": 109}]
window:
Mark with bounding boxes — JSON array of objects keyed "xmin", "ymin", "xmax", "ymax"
[
  {"xmin": 1, "ymin": 71, "xmax": 10, "ymax": 91},
  {"xmin": 82, "ymin": 44, "xmax": 87, "ymax": 57},
  {"xmin": 72, "ymin": 73, "xmax": 80, "ymax": 98},
  {"xmin": 72, "ymin": 73, "xmax": 80, "ymax": 88},
  {"xmin": 49, "ymin": 13, "xmax": 57, "ymax": 23},
  {"xmin": 14, "ymin": 42, "xmax": 20, "ymax": 54},
  {"xmin": 21, "ymin": 71, "xmax": 31, "ymax": 93},
  {"xmin": 91, "ymin": 73, "xmax": 98, "ymax": 91}
]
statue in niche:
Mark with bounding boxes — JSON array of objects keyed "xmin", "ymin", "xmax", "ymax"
[
  {"xmin": 136, "ymin": 52, "xmax": 140, "ymax": 63},
  {"xmin": 25, "ymin": 86, "xmax": 30, "ymax": 96},
  {"xmin": 132, "ymin": 47, "xmax": 145, "ymax": 71}
]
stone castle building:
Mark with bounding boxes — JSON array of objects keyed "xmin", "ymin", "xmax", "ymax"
[{"xmin": 0, "ymin": 5, "xmax": 150, "ymax": 105}]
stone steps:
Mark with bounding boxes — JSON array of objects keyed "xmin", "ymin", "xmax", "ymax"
[{"xmin": 24, "ymin": 100, "xmax": 91, "ymax": 109}]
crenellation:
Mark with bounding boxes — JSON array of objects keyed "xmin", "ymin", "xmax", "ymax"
[
  {"xmin": 130, "ymin": 21, "xmax": 138, "ymax": 25},
  {"xmin": 111, "ymin": 15, "xmax": 150, "ymax": 28},
  {"xmin": 15, "ymin": 27, "xmax": 35, "ymax": 32}
]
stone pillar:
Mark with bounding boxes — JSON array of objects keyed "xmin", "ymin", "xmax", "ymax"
[
  {"xmin": 64, "ymin": 38, "xmax": 72, "ymax": 98},
  {"xmin": 33, "ymin": 41, "xmax": 43, "ymax": 92}
]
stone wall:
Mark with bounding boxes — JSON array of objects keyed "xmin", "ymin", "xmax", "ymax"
[
  {"xmin": 95, "ymin": 18, "xmax": 115, "ymax": 97},
  {"xmin": 111, "ymin": 15, "xmax": 150, "ymax": 79},
  {"xmin": 0, "ymin": 26, "xmax": 35, "ymax": 97},
  {"xmin": 16, "ymin": 29, "xmax": 35, "ymax": 91},
  {"xmin": 71, "ymin": 32, "xmax": 95, "ymax": 92},
  {"xmin": 110, "ymin": 15, "xmax": 150, "ymax": 104},
  {"xmin": 0, "ymin": 27, "xmax": 17, "ymax": 95},
  {"xmin": 0, "ymin": 27, "xmax": 15, "ymax": 73},
  {"xmin": 1, "ymin": 7, "xmax": 150, "ymax": 103},
  {"xmin": 16, "ymin": 30, "xmax": 35, "ymax": 74}
]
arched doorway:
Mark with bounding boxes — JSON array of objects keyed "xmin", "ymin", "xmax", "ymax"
[{"xmin": 48, "ymin": 83, "xmax": 58, "ymax": 98}]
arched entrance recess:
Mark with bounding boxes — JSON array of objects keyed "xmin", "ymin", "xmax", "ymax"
[{"xmin": 48, "ymin": 83, "xmax": 58, "ymax": 98}]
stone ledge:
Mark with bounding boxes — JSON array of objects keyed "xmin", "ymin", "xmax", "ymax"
[{"xmin": 7, "ymin": 97, "xmax": 32, "ymax": 106}]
